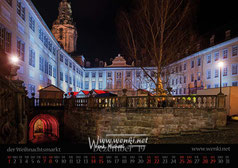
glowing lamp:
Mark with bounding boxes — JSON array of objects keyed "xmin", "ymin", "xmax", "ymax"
[
  {"xmin": 218, "ymin": 61, "xmax": 224, "ymax": 68},
  {"xmin": 10, "ymin": 55, "xmax": 19, "ymax": 64}
]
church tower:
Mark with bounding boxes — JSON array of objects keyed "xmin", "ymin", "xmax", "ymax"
[{"xmin": 52, "ymin": 0, "xmax": 77, "ymax": 54}]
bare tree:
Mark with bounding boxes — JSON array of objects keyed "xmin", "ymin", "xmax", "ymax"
[{"xmin": 117, "ymin": 0, "xmax": 198, "ymax": 95}]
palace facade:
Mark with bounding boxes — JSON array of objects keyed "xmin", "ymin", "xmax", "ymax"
[{"xmin": 0, "ymin": 0, "xmax": 238, "ymax": 97}]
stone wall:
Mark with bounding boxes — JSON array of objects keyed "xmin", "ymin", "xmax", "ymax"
[{"xmin": 64, "ymin": 107, "xmax": 227, "ymax": 143}]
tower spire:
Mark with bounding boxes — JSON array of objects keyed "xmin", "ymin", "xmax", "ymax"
[{"xmin": 51, "ymin": 0, "xmax": 78, "ymax": 54}]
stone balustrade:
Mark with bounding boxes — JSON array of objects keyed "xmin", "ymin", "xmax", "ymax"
[{"xmin": 32, "ymin": 95, "xmax": 226, "ymax": 110}]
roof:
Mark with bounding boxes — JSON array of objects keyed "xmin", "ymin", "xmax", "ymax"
[{"xmin": 39, "ymin": 85, "xmax": 64, "ymax": 93}]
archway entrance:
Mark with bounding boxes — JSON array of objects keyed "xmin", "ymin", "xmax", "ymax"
[{"xmin": 29, "ymin": 114, "xmax": 59, "ymax": 143}]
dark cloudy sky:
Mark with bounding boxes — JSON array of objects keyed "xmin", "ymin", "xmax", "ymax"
[{"xmin": 31, "ymin": 0, "xmax": 237, "ymax": 62}]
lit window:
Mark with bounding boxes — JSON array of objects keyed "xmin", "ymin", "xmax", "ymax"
[
  {"xmin": 179, "ymin": 88, "xmax": 182, "ymax": 94},
  {"xmin": 29, "ymin": 48, "xmax": 35, "ymax": 67},
  {"xmin": 232, "ymin": 64, "xmax": 238, "ymax": 75},
  {"xmin": 207, "ymin": 54, "xmax": 211, "ymax": 64},
  {"xmin": 223, "ymin": 67, "xmax": 228, "ymax": 76},
  {"xmin": 106, "ymin": 80, "xmax": 112, "ymax": 89},
  {"xmin": 207, "ymin": 70, "xmax": 211, "ymax": 79},
  {"xmin": 116, "ymin": 80, "xmax": 122, "ymax": 89},
  {"xmin": 28, "ymin": 84, "xmax": 35, "ymax": 97},
  {"xmin": 214, "ymin": 52, "xmax": 219, "ymax": 61},
  {"xmin": 60, "ymin": 72, "xmax": 63, "ymax": 81},
  {"xmin": 53, "ymin": 67, "xmax": 56, "ymax": 78},
  {"xmin": 214, "ymin": 69, "xmax": 219, "ymax": 78},
  {"xmin": 65, "ymin": 74, "xmax": 68, "ymax": 83},
  {"xmin": 0, "ymin": 25, "xmax": 12, "ymax": 53},
  {"xmin": 39, "ymin": 56, "xmax": 44, "ymax": 72},
  {"xmin": 29, "ymin": 14, "xmax": 35, "ymax": 32},
  {"xmin": 116, "ymin": 72, "xmax": 122, "ymax": 79},
  {"xmin": 223, "ymin": 49, "xmax": 228, "ymax": 59},
  {"xmin": 48, "ymin": 64, "xmax": 52, "ymax": 76},
  {"xmin": 17, "ymin": 38, "xmax": 25, "ymax": 61},
  {"xmin": 184, "ymin": 63, "xmax": 187, "ymax": 70},
  {"xmin": 232, "ymin": 81, "xmax": 238, "ymax": 86},
  {"xmin": 85, "ymin": 81, "xmax": 89, "ymax": 89},
  {"xmin": 92, "ymin": 81, "xmax": 96, "ymax": 89},
  {"xmin": 69, "ymin": 76, "xmax": 72, "ymax": 84},
  {"xmin": 107, "ymin": 72, "xmax": 112, "ymax": 78},
  {"xmin": 191, "ymin": 60, "xmax": 194, "ymax": 68},
  {"xmin": 65, "ymin": 58, "xmax": 68, "ymax": 65},
  {"xmin": 92, "ymin": 72, "xmax": 96, "ymax": 78},
  {"xmin": 44, "ymin": 60, "xmax": 48, "ymax": 74},
  {"xmin": 232, "ymin": 45, "xmax": 238, "ymax": 57},
  {"xmin": 85, "ymin": 72, "xmax": 89, "ymax": 78},
  {"xmin": 223, "ymin": 83, "xmax": 228, "ymax": 87},
  {"xmin": 197, "ymin": 58, "xmax": 201, "ymax": 66},
  {"xmin": 17, "ymin": 0, "xmax": 25, "ymax": 21},
  {"xmin": 197, "ymin": 72, "xmax": 201, "ymax": 81},
  {"xmin": 99, "ymin": 81, "xmax": 103, "ymax": 89},
  {"xmin": 191, "ymin": 74, "xmax": 194, "ymax": 82},
  {"xmin": 126, "ymin": 71, "xmax": 131, "ymax": 77},
  {"xmin": 60, "ymin": 54, "xmax": 63, "ymax": 62}
]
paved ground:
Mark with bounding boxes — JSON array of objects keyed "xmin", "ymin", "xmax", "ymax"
[{"xmin": 150, "ymin": 120, "xmax": 238, "ymax": 144}]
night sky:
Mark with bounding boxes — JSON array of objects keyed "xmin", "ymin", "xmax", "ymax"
[{"xmin": 31, "ymin": 0, "xmax": 237, "ymax": 63}]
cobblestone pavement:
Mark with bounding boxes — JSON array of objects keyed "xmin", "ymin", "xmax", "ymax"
[{"xmin": 150, "ymin": 120, "xmax": 238, "ymax": 144}]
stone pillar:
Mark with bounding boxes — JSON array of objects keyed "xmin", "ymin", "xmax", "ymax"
[
  {"xmin": 217, "ymin": 94, "xmax": 226, "ymax": 109},
  {"xmin": 120, "ymin": 89, "xmax": 127, "ymax": 108},
  {"xmin": 88, "ymin": 90, "xmax": 94, "ymax": 108}
]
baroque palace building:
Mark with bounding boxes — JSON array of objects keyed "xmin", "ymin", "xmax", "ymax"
[{"xmin": 0, "ymin": 0, "xmax": 238, "ymax": 97}]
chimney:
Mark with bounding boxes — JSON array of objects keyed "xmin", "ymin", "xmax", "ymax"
[
  {"xmin": 210, "ymin": 35, "xmax": 215, "ymax": 46},
  {"xmin": 99, "ymin": 61, "xmax": 104, "ymax": 67},
  {"xmin": 196, "ymin": 43, "xmax": 200, "ymax": 51},
  {"xmin": 225, "ymin": 30, "xmax": 231, "ymax": 40},
  {"xmin": 85, "ymin": 61, "xmax": 91, "ymax": 68}
]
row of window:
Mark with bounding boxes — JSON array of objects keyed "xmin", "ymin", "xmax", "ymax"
[
  {"xmin": 207, "ymin": 67, "xmax": 229, "ymax": 79},
  {"xmin": 60, "ymin": 54, "xmax": 83, "ymax": 76},
  {"xmin": 171, "ymin": 46, "xmax": 238, "ymax": 74},
  {"xmin": 206, "ymin": 82, "xmax": 238, "ymax": 89},
  {"xmin": 39, "ymin": 28, "xmax": 56, "ymax": 56},
  {"xmin": 39, "ymin": 56, "xmax": 56, "ymax": 78},
  {"xmin": 171, "ymin": 58, "xmax": 201, "ymax": 74},
  {"xmin": 59, "ymin": 72, "xmax": 83, "ymax": 88},
  {"xmin": 206, "ymin": 46, "xmax": 238, "ymax": 64},
  {"xmin": 84, "ymin": 81, "xmax": 103, "ymax": 90},
  {"xmin": 85, "ymin": 71, "xmax": 145, "ymax": 79},
  {"xmin": 85, "ymin": 72, "xmax": 104, "ymax": 78}
]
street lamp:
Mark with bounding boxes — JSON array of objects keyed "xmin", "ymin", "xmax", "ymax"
[
  {"xmin": 10, "ymin": 55, "xmax": 19, "ymax": 65},
  {"xmin": 9, "ymin": 55, "xmax": 20, "ymax": 79},
  {"xmin": 218, "ymin": 61, "xmax": 224, "ymax": 95}
]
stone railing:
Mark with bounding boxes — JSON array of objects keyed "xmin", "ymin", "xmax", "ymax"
[
  {"xmin": 31, "ymin": 95, "xmax": 226, "ymax": 110},
  {"xmin": 33, "ymin": 98, "xmax": 65, "ymax": 107}
]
